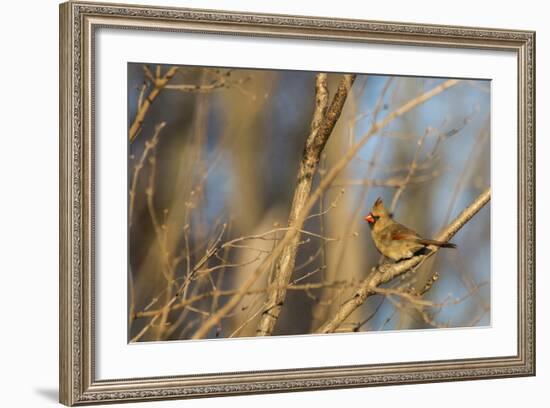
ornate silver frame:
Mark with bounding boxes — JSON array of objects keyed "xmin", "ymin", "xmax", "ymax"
[{"xmin": 59, "ymin": 1, "xmax": 535, "ymax": 405}]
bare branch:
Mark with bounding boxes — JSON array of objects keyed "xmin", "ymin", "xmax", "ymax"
[
  {"xmin": 256, "ymin": 73, "xmax": 355, "ymax": 336},
  {"xmin": 129, "ymin": 66, "xmax": 178, "ymax": 142},
  {"xmin": 129, "ymin": 122, "xmax": 166, "ymax": 226},
  {"xmin": 134, "ymin": 279, "xmax": 362, "ymax": 320}
]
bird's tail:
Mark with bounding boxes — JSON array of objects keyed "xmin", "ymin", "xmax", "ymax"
[{"xmin": 418, "ymin": 239, "xmax": 457, "ymax": 249}]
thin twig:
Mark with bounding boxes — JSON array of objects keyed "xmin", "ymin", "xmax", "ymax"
[
  {"xmin": 134, "ymin": 279, "xmax": 361, "ymax": 319},
  {"xmin": 129, "ymin": 66, "xmax": 178, "ymax": 142},
  {"xmin": 129, "ymin": 122, "xmax": 166, "ymax": 227}
]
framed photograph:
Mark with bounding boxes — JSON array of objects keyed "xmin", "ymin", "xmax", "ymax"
[{"xmin": 59, "ymin": 1, "xmax": 535, "ymax": 405}]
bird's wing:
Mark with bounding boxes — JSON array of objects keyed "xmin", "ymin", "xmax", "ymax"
[{"xmin": 388, "ymin": 223, "xmax": 422, "ymax": 241}]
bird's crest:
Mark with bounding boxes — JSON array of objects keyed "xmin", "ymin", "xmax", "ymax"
[{"xmin": 371, "ymin": 197, "xmax": 390, "ymax": 217}]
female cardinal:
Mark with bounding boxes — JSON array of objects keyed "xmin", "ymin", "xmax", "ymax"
[{"xmin": 364, "ymin": 197, "xmax": 456, "ymax": 262}]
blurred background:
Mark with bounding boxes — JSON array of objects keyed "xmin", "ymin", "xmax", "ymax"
[{"xmin": 127, "ymin": 63, "xmax": 490, "ymax": 342}]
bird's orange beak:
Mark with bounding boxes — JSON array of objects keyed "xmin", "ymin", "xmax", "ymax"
[{"xmin": 364, "ymin": 213, "xmax": 375, "ymax": 224}]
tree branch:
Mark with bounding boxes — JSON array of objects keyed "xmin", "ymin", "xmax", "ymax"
[
  {"xmin": 316, "ymin": 187, "xmax": 491, "ymax": 334},
  {"xmin": 256, "ymin": 73, "xmax": 355, "ymax": 336},
  {"xmin": 129, "ymin": 66, "xmax": 178, "ymax": 142}
]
